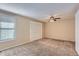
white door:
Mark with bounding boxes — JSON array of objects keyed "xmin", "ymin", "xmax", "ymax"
[
  {"xmin": 30, "ymin": 21, "xmax": 42, "ymax": 41},
  {"xmin": 75, "ymin": 10, "xmax": 79, "ymax": 55}
]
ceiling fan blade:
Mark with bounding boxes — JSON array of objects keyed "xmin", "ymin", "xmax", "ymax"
[{"xmin": 55, "ymin": 18, "xmax": 61, "ymax": 19}]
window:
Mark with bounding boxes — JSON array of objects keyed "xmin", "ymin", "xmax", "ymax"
[{"xmin": 0, "ymin": 16, "xmax": 16, "ymax": 41}]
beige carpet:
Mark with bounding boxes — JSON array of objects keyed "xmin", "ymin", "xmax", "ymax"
[{"xmin": 0, "ymin": 39, "xmax": 78, "ymax": 56}]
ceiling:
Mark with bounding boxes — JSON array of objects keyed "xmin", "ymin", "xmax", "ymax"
[{"xmin": 0, "ymin": 3, "xmax": 78, "ymax": 22}]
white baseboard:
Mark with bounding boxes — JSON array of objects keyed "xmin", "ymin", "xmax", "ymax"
[
  {"xmin": 0, "ymin": 42, "xmax": 27, "ymax": 52},
  {"xmin": 0, "ymin": 38, "xmax": 42, "ymax": 52}
]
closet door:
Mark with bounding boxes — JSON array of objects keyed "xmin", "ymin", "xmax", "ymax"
[{"xmin": 30, "ymin": 21, "xmax": 42, "ymax": 41}]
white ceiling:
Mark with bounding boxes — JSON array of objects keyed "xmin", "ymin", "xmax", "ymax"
[{"xmin": 0, "ymin": 3, "xmax": 78, "ymax": 21}]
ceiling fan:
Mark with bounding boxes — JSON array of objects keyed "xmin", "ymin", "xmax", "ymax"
[{"xmin": 48, "ymin": 16, "xmax": 61, "ymax": 22}]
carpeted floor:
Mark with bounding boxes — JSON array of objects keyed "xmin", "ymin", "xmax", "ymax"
[{"xmin": 0, "ymin": 39, "xmax": 78, "ymax": 56}]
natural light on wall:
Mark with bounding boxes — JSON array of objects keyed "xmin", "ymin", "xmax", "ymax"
[{"xmin": 0, "ymin": 16, "xmax": 16, "ymax": 41}]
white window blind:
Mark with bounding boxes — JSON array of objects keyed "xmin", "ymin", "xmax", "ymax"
[{"xmin": 0, "ymin": 16, "xmax": 16, "ymax": 41}]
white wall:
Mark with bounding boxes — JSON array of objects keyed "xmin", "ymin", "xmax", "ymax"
[
  {"xmin": 75, "ymin": 10, "xmax": 79, "ymax": 54},
  {"xmin": 0, "ymin": 15, "xmax": 30, "ymax": 51},
  {"xmin": 0, "ymin": 11, "xmax": 43, "ymax": 51},
  {"xmin": 44, "ymin": 12, "xmax": 75, "ymax": 42}
]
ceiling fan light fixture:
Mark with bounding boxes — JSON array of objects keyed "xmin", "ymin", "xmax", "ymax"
[
  {"xmin": 49, "ymin": 16, "xmax": 56, "ymax": 22},
  {"xmin": 48, "ymin": 16, "xmax": 60, "ymax": 22},
  {"xmin": 49, "ymin": 19, "xmax": 55, "ymax": 22}
]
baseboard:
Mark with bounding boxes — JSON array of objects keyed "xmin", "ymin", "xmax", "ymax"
[
  {"xmin": 0, "ymin": 38, "xmax": 43, "ymax": 52},
  {"xmin": 44, "ymin": 37, "xmax": 75, "ymax": 43},
  {"xmin": 0, "ymin": 42, "xmax": 27, "ymax": 52},
  {"xmin": 0, "ymin": 38, "xmax": 75, "ymax": 52}
]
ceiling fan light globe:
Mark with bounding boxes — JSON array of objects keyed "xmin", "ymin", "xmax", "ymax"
[{"xmin": 49, "ymin": 20, "xmax": 54, "ymax": 22}]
